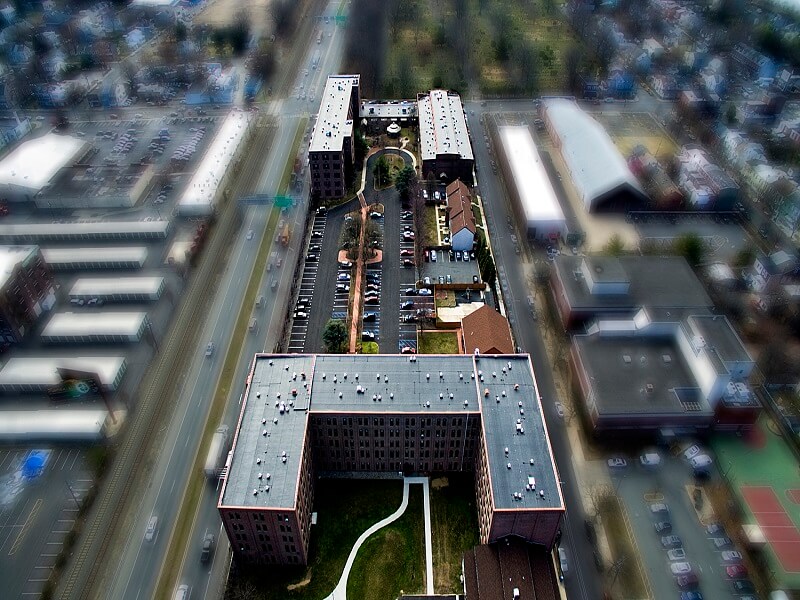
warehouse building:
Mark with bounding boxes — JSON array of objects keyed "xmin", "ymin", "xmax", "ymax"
[
  {"xmin": 0, "ymin": 220, "xmax": 171, "ymax": 243},
  {"xmin": 41, "ymin": 246, "xmax": 148, "ymax": 271},
  {"xmin": 309, "ymin": 75, "xmax": 360, "ymax": 200},
  {"xmin": 40, "ymin": 311, "xmax": 148, "ymax": 344},
  {"xmin": 178, "ymin": 109, "xmax": 254, "ymax": 216},
  {"xmin": 0, "ymin": 410, "xmax": 111, "ymax": 442},
  {"xmin": 418, "ymin": 89, "xmax": 474, "ymax": 184},
  {"xmin": 0, "ymin": 355, "xmax": 127, "ymax": 393},
  {"xmin": 218, "ymin": 353, "xmax": 564, "ymax": 567},
  {"xmin": 0, "ymin": 245, "xmax": 55, "ymax": 346},
  {"xmin": 68, "ymin": 276, "xmax": 165, "ymax": 303},
  {"xmin": 0, "ymin": 133, "xmax": 90, "ymax": 203},
  {"xmin": 497, "ymin": 126, "xmax": 566, "ymax": 242},
  {"xmin": 542, "ymin": 99, "xmax": 647, "ymax": 213}
]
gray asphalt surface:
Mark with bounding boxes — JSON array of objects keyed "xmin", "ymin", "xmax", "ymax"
[{"xmin": 466, "ymin": 100, "xmax": 604, "ymax": 600}]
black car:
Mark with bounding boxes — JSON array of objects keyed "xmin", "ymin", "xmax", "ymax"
[
  {"xmin": 362, "ymin": 331, "xmax": 376, "ymax": 341},
  {"xmin": 364, "ymin": 296, "xmax": 380, "ymax": 305},
  {"xmin": 732, "ymin": 580, "xmax": 755, "ymax": 593},
  {"xmin": 200, "ymin": 534, "xmax": 215, "ymax": 563},
  {"xmin": 404, "ymin": 288, "xmax": 417, "ymax": 296},
  {"xmin": 306, "ymin": 254, "xmax": 319, "ymax": 262},
  {"xmin": 363, "ymin": 312, "xmax": 378, "ymax": 321}
]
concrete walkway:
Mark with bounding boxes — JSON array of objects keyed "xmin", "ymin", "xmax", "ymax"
[{"xmin": 324, "ymin": 477, "xmax": 433, "ymax": 600}]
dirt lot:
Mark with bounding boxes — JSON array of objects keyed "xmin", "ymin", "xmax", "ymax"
[
  {"xmin": 195, "ymin": 0, "xmax": 272, "ymax": 28},
  {"xmin": 595, "ymin": 111, "xmax": 678, "ymax": 162}
]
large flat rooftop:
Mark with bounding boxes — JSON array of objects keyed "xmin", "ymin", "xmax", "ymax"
[
  {"xmin": 573, "ymin": 332, "xmax": 713, "ymax": 418},
  {"xmin": 0, "ymin": 133, "xmax": 88, "ymax": 192},
  {"xmin": 221, "ymin": 354, "xmax": 563, "ymax": 512},
  {"xmin": 418, "ymin": 90, "xmax": 473, "ymax": 162},
  {"xmin": 309, "ymin": 75, "xmax": 358, "ymax": 153},
  {"xmin": 41, "ymin": 311, "xmax": 147, "ymax": 339},
  {"xmin": 555, "ymin": 255, "xmax": 713, "ymax": 313},
  {"xmin": 0, "ymin": 355, "xmax": 127, "ymax": 390},
  {"xmin": 687, "ymin": 314, "xmax": 752, "ymax": 365}
]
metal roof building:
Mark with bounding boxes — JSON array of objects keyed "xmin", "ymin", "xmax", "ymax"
[
  {"xmin": 417, "ymin": 89, "xmax": 474, "ymax": 184},
  {"xmin": 218, "ymin": 353, "xmax": 564, "ymax": 567},
  {"xmin": 40, "ymin": 311, "xmax": 148, "ymax": 344},
  {"xmin": 0, "ymin": 355, "xmax": 127, "ymax": 392},
  {"xmin": 178, "ymin": 110, "xmax": 254, "ymax": 217},
  {"xmin": 498, "ymin": 126, "xmax": 566, "ymax": 242},
  {"xmin": 0, "ymin": 133, "xmax": 89, "ymax": 202},
  {"xmin": 0, "ymin": 410, "xmax": 110, "ymax": 442},
  {"xmin": 0, "ymin": 220, "xmax": 171, "ymax": 243},
  {"xmin": 68, "ymin": 276, "xmax": 165, "ymax": 302},
  {"xmin": 542, "ymin": 98, "xmax": 647, "ymax": 212},
  {"xmin": 41, "ymin": 246, "xmax": 148, "ymax": 271}
]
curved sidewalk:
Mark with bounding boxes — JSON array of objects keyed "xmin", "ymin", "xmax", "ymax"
[{"xmin": 324, "ymin": 476, "xmax": 433, "ymax": 600}]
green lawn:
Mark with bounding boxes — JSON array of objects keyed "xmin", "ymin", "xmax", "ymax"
[
  {"xmin": 419, "ymin": 331, "xmax": 460, "ymax": 355},
  {"xmin": 430, "ymin": 475, "xmax": 480, "ymax": 593},
  {"xmin": 423, "ymin": 205, "xmax": 438, "ymax": 248},
  {"xmin": 228, "ymin": 480, "xmax": 404, "ymax": 599},
  {"xmin": 347, "ymin": 485, "xmax": 425, "ymax": 599}
]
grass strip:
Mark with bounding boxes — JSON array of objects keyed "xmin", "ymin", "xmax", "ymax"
[
  {"xmin": 153, "ymin": 206, "xmax": 280, "ymax": 600},
  {"xmin": 599, "ymin": 493, "xmax": 649, "ymax": 599},
  {"xmin": 278, "ymin": 116, "xmax": 309, "ymax": 195},
  {"xmin": 419, "ymin": 331, "xmax": 459, "ymax": 355}
]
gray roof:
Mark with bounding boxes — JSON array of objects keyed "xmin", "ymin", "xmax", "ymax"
[
  {"xmin": 221, "ymin": 354, "xmax": 563, "ymax": 513},
  {"xmin": 573, "ymin": 333, "xmax": 713, "ymax": 417},
  {"xmin": 310, "ymin": 354, "xmax": 479, "ymax": 413},
  {"xmin": 686, "ymin": 314, "xmax": 752, "ymax": 365},
  {"xmin": 309, "ymin": 75, "xmax": 358, "ymax": 153},
  {"xmin": 220, "ymin": 354, "xmax": 313, "ymax": 509},
  {"xmin": 478, "ymin": 356, "xmax": 563, "ymax": 510},
  {"xmin": 554, "ymin": 255, "xmax": 713, "ymax": 314}
]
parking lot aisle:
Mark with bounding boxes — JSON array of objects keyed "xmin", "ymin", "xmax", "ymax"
[{"xmin": 289, "ymin": 213, "xmax": 327, "ymax": 352}]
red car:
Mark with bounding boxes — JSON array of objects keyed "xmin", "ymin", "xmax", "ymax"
[{"xmin": 726, "ymin": 564, "xmax": 748, "ymax": 578}]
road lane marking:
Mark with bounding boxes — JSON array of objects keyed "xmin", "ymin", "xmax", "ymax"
[{"xmin": 8, "ymin": 499, "xmax": 42, "ymax": 556}]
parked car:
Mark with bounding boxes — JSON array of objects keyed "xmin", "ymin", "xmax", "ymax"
[
  {"xmin": 363, "ymin": 312, "xmax": 377, "ymax": 321},
  {"xmin": 690, "ymin": 455, "xmax": 713, "ymax": 471},
  {"xmin": 667, "ymin": 548, "xmax": 686, "ymax": 561},
  {"xmin": 607, "ymin": 457, "xmax": 627, "ymax": 468},
  {"xmin": 362, "ymin": 331, "xmax": 376, "ymax": 341},
  {"xmin": 336, "ymin": 284, "xmax": 349, "ymax": 292},
  {"xmin": 557, "ymin": 547, "xmax": 568, "ymax": 580},
  {"xmin": 403, "ymin": 232, "xmax": 415, "ymax": 240},
  {"xmin": 712, "ymin": 536, "xmax": 732, "ymax": 549},
  {"xmin": 680, "ymin": 592, "xmax": 703, "ymax": 600},
  {"xmin": 364, "ymin": 297, "xmax": 380, "ymax": 305},
  {"xmin": 732, "ymin": 580, "xmax": 755, "ymax": 593},
  {"xmin": 338, "ymin": 274, "xmax": 351, "ymax": 281},
  {"xmin": 554, "ymin": 402, "xmax": 565, "ymax": 418},
  {"xmin": 339, "ymin": 260, "xmax": 353, "ymax": 268},
  {"xmin": 726, "ymin": 564, "xmax": 748, "ymax": 578},
  {"xmin": 404, "ymin": 288, "xmax": 417, "ymax": 295},
  {"xmin": 369, "ymin": 211, "xmax": 383, "ymax": 219},
  {"xmin": 640, "ymin": 452, "xmax": 662, "ymax": 467},
  {"xmin": 293, "ymin": 311, "xmax": 308, "ymax": 319},
  {"xmin": 670, "ymin": 562, "xmax": 693, "ymax": 576},
  {"xmin": 400, "ymin": 346, "xmax": 416, "ymax": 354},
  {"xmin": 655, "ymin": 521, "xmax": 673, "ymax": 534},
  {"xmin": 683, "ymin": 444, "xmax": 702, "ymax": 460},
  {"xmin": 418, "ymin": 288, "xmax": 432, "ymax": 296},
  {"xmin": 721, "ymin": 551, "xmax": 743, "ymax": 562},
  {"xmin": 401, "ymin": 300, "xmax": 415, "ymax": 309},
  {"xmin": 650, "ymin": 503, "xmax": 670, "ymax": 516},
  {"xmin": 400, "ymin": 249, "xmax": 414, "ymax": 256},
  {"xmin": 676, "ymin": 573, "xmax": 699, "ymax": 589},
  {"xmin": 705, "ymin": 522, "xmax": 724, "ymax": 535},
  {"xmin": 661, "ymin": 535, "xmax": 682, "ymax": 549},
  {"xmin": 403, "ymin": 259, "xmax": 414, "ymax": 267}
]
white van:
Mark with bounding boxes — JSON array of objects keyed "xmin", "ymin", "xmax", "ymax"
[
  {"xmin": 174, "ymin": 584, "xmax": 191, "ymax": 600},
  {"xmin": 639, "ymin": 452, "xmax": 662, "ymax": 467},
  {"xmin": 431, "ymin": 250, "xmax": 437, "ymax": 262},
  {"xmin": 249, "ymin": 318, "xmax": 258, "ymax": 333}
]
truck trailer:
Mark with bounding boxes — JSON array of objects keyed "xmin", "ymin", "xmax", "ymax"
[{"xmin": 204, "ymin": 425, "xmax": 230, "ymax": 479}]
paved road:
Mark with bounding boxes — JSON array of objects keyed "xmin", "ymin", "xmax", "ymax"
[{"xmin": 466, "ymin": 100, "xmax": 604, "ymax": 600}]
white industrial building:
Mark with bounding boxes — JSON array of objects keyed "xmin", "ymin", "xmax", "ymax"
[
  {"xmin": 178, "ymin": 110, "xmax": 254, "ymax": 216},
  {"xmin": 542, "ymin": 99, "xmax": 647, "ymax": 212},
  {"xmin": 0, "ymin": 410, "xmax": 111, "ymax": 442},
  {"xmin": 0, "ymin": 220, "xmax": 171, "ymax": 243},
  {"xmin": 0, "ymin": 355, "xmax": 127, "ymax": 392},
  {"xmin": 498, "ymin": 126, "xmax": 567, "ymax": 242},
  {"xmin": 69, "ymin": 276, "xmax": 165, "ymax": 302},
  {"xmin": 0, "ymin": 133, "xmax": 89, "ymax": 202},
  {"xmin": 41, "ymin": 311, "xmax": 148, "ymax": 344},
  {"xmin": 42, "ymin": 246, "xmax": 148, "ymax": 271}
]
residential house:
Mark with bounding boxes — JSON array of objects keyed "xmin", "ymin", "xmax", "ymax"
[
  {"xmin": 651, "ymin": 74, "xmax": 678, "ymax": 100},
  {"xmin": 746, "ymin": 250, "xmax": 799, "ymax": 295},
  {"xmin": 460, "ymin": 305, "xmax": 514, "ymax": 355},
  {"xmin": 732, "ymin": 43, "xmax": 777, "ymax": 80},
  {"xmin": 445, "ymin": 179, "xmax": 476, "ymax": 253},
  {"xmin": 676, "ymin": 146, "xmax": 739, "ymax": 210}
]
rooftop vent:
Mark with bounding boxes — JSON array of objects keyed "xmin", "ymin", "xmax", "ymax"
[
  {"xmin": 662, "ymin": 354, "xmax": 672, "ymax": 364},
  {"xmin": 646, "ymin": 383, "xmax": 655, "ymax": 394},
  {"xmin": 507, "ymin": 462, "xmax": 512, "ymax": 469},
  {"xmin": 623, "ymin": 354, "xmax": 632, "ymax": 364}
]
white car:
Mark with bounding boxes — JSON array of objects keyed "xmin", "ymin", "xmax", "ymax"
[
  {"xmin": 554, "ymin": 402, "xmax": 565, "ymax": 418},
  {"xmin": 667, "ymin": 548, "xmax": 686, "ymax": 561},
  {"xmin": 145, "ymin": 516, "xmax": 158, "ymax": 541},
  {"xmin": 246, "ymin": 230, "xmax": 254, "ymax": 240},
  {"xmin": 670, "ymin": 562, "xmax": 692, "ymax": 575},
  {"xmin": 690, "ymin": 454, "xmax": 712, "ymax": 469},
  {"xmin": 683, "ymin": 444, "xmax": 702, "ymax": 460},
  {"xmin": 418, "ymin": 288, "xmax": 432, "ymax": 296},
  {"xmin": 721, "ymin": 551, "xmax": 743, "ymax": 562},
  {"xmin": 205, "ymin": 342, "xmax": 214, "ymax": 357},
  {"xmin": 607, "ymin": 457, "xmax": 627, "ymax": 468},
  {"xmin": 650, "ymin": 503, "xmax": 669, "ymax": 515}
]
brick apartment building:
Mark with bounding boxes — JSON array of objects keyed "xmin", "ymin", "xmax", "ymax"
[
  {"xmin": 218, "ymin": 354, "xmax": 564, "ymax": 566},
  {"xmin": 418, "ymin": 89, "xmax": 474, "ymax": 185},
  {"xmin": 309, "ymin": 75, "xmax": 360, "ymax": 201},
  {"xmin": 0, "ymin": 245, "xmax": 55, "ymax": 346}
]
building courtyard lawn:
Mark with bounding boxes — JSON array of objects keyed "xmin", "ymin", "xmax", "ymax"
[
  {"xmin": 419, "ymin": 331, "xmax": 460, "ymax": 355},
  {"xmin": 347, "ymin": 485, "xmax": 425, "ymax": 599},
  {"xmin": 228, "ymin": 479, "xmax": 404, "ymax": 599},
  {"xmin": 430, "ymin": 475, "xmax": 480, "ymax": 593}
]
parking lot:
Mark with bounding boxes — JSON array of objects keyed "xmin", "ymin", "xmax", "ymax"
[
  {"xmin": 287, "ymin": 212, "xmax": 327, "ymax": 352},
  {"xmin": 0, "ymin": 448, "xmax": 93, "ymax": 599},
  {"xmin": 610, "ymin": 451, "xmax": 752, "ymax": 599}
]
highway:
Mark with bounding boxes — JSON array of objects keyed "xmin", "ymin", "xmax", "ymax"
[
  {"xmin": 76, "ymin": 2, "xmax": 348, "ymax": 598},
  {"xmin": 465, "ymin": 100, "xmax": 604, "ymax": 600}
]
